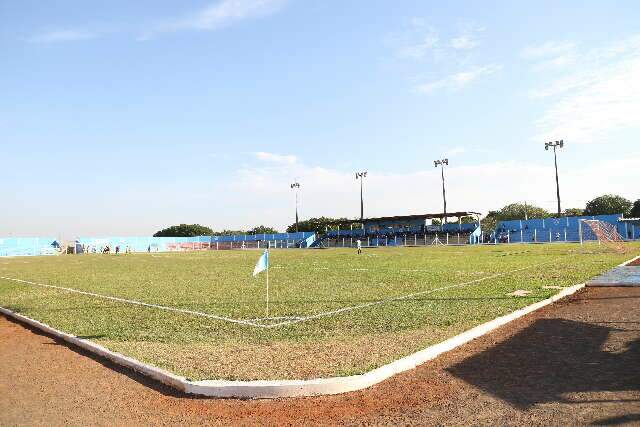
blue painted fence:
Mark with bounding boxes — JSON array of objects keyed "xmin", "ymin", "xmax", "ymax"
[
  {"xmin": 77, "ymin": 232, "xmax": 316, "ymax": 253},
  {"xmin": 494, "ymin": 214, "xmax": 640, "ymax": 243},
  {"xmin": 0, "ymin": 237, "xmax": 60, "ymax": 257},
  {"xmin": 76, "ymin": 236, "xmax": 212, "ymax": 253}
]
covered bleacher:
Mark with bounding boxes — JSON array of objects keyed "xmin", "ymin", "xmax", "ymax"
[{"xmin": 323, "ymin": 211, "xmax": 480, "ymax": 247}]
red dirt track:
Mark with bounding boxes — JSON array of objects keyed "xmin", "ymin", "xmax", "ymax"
[{"xmin": 2, "ymin": 287, "xmax": 640, "ymax": 426}]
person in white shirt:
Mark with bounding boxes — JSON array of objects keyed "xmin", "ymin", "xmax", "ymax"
[{"xmin": 356, "ymin": 239, "xmax": 362, "ymax": 254}]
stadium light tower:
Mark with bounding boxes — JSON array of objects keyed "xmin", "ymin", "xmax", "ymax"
[
  {"xmin": 355, "ymin": 171, "xmax": 367, "ymax": 221},
  {"xmin": 290, "ymin": 181, "xmax": 301, "ymax": 232},
  {"xmin": 545, "ymin": 140, "xmax": 564, "ymax": 217},
  {"xmin": 433, "ymin": 158, "xmax": 449, "ymax": 224}
]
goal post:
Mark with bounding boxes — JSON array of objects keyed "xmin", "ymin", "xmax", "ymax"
[{"xmin": 579, "ymin": 219, "xmax": 626, "ymax": 252}]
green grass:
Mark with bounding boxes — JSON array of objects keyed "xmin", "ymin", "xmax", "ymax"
[{"xmin": 0, "ymin": 243, "xmax": 637, "ymax": 380}]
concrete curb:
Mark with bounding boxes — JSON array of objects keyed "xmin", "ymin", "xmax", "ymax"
[
  {"xmin": 1, "ymin": 254, "xmax": 637, "ymax": 399},
  {"xmin": 586, "ymin": 255, "xmax": 640, "ymax": 287}
]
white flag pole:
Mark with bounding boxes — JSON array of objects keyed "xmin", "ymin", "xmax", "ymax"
[{"xmin": 266, "ymin": 251, "xmax": 269, "ymax": 318}]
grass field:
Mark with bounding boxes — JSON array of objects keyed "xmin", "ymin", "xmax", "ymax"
[{"xmin": 0, "ymin": 243, "xmax": 638, "ymax": 380}]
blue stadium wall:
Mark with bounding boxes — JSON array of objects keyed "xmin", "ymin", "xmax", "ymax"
[
  {"xmin": 76, "ymin": 236, "xmax": 212, "ymax": 253},
  {"xmin": 0, "ymin": 237, "xmax": 59, "ymax": 257},
  {"xmin": 494, "ymin": 214, "xmax": 640, "ymax": 243},
  {"xmin": 77, "ymin": 232, "xmax": 316, "ymax": 253},
  {"xmin": 211, "ymin": 232, "xmax": 315, "ymax": 243}
]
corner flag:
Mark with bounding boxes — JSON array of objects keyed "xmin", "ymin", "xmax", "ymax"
[
  {"xmin": 253, "ymin": 249, "xmax": 271, "ymax": 317},
  {"xmin": 253, "ymin": 249, "xmax": 269, "ymax": 277}
]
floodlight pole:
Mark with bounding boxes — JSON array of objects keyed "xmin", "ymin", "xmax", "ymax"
[
  {"xmin": 545, "ymin": 140, "xmax": 564, "ymax": 217},
  {"xmin": 290, "ymin": 182, "xmax": 300, "ymax": 232},
  {"xmin": 434, "ymin": 159, "xmax": 449, "ymax": 224},
  {"xmin": 356, "ymin": 171, "xmax": 367, "ymax": 221}
]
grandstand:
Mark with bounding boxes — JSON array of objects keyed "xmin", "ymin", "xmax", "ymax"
[{"xmin": 322, "ymin": 212, "xmax": 480, "ymax": 247}]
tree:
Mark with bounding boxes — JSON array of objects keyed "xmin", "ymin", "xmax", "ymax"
[
  {"xmin": 563, "ymin": 208, "xmax": 584, "ymax": 217},
  {"xmin": 481, "ymin": 203, "xmax": 550, "ymax": 231},
  {"xmin": 248, "ymin": 225, "xmax": 279, "ymax": 235},
  {"xmin": 460, "ymin": 216, "xmax": 477, "ymax": 224},
  {"xmin": 286, "ymin": 217, "xmax": 352, "ymax": 234},
  {"xmin": 494, "ymin": 203, "xmax": 551, "ymax": 221},
  {"xmin": 583, "ymin": 194, "xmax": 632, "ymax": 216},
  {"xmin": 481, "ymin": 210, "xmax": 500, "ymax": 232},
  {"xmin": 212, "ymin": 229, "xmax": 245, "ymax": 236},
  {"xmin": 153, "ymin": 224, "xmax": 213, "ymax": 237},
  {"xmin": 630, "ymin": 200, "xmax": 640, "ymax": 218}
]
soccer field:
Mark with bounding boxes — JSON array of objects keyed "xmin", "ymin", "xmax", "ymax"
[{"xmin": 0, "ymin": 243, "xmax": 637, "ymax": 381}]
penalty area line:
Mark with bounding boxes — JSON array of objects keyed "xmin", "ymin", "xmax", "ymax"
[
  {"xmin": 0, "ymin": 276, "xmax": 267, "ymax": 328},
  {"xmin": 263, "ymin": 259, "xmax": 558, "ymax": 329}
]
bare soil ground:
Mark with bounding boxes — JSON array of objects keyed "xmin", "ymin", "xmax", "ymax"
[{"xmin": 1, "ymin": 286, "xmax": 639, "ymax": 426}]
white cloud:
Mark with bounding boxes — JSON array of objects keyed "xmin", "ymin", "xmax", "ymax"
[
  {"xmin": 416, "ymin": 64, "xmax": 503, "ymax": 93},
  {"xmin": 450, "ymin": 36, "xmax": 478, "ymax": 50},
  {"xmin": 521, "ymin": 41, "xmax": 576, "ymax": 60},
  {"xmin": 145, "ymin": 0, "xmax": 286, "ymax": 37},
  {"xmin": 253, "ymin": 151, "xmax": 297, "ymax": 165},
  {"xmin": 446, "ymin": 146, "xmax": 466, "ymax": 157},
  {"xmin": 522, "ymin": 41, "xmax": 577, "ymax": 70},
  {"xmin": 397, "ymin": 29, "xmax": 439, "ymax": 60},
  {"xmin": 4, "ymin": 153, "xmax": 638, "ymax": 235},
  {"xmin": 533, "ymin": 35, "xmax": 640, "ymax": 144},
  {"xmin": 29, "ymin": 29, "xmax": 97, "ymax": 43},
  {"xmin": 212, "ymin": 156, "xmax": 640, "ymax": 231}
]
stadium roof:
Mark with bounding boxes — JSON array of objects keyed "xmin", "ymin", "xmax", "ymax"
[
  {"xmin": 330, "ymin": 211, "xmax": 481, "ymax": 225},
  {"xmin": 620, "ymin": 217, "xmax": 640, "ymax": 223}
]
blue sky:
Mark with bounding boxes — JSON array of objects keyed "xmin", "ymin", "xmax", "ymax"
[{"xmin": 2, "ymin": 0, "xmax": 639, "ymax": 237}]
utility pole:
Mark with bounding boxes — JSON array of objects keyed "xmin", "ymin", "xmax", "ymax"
[
  {"xmin": 545, "ymin": 140, "xmax": 564, "ymax": 217},
  {"xmin": 290, "ymin": 181, "xmax": 300, "ymax": 232},
  {"xmin": 355, "ymin": 171, "xmax": 367, "ymax": 221},
  {"xmin": 433, "ymin": 159, "xmax": 449, "ymax": 224}
]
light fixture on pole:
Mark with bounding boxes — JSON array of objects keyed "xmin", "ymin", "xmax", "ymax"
[
  {"xmin": 355, "ymin": 171, "xmax": 367, "ymax": 221},
  {"xmin": 290, "ymin": 181, "xmax": 300, "ymax": 232},
  {"xmin": 544, "ymin": 140, "xmax": 564, "ymax": 217},
  {"xmin": 433, "ymin": 158, "xmax": 449, "ymax": 224}
]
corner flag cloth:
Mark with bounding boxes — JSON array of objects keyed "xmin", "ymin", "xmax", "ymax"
[{"xmin": 253, "ymin": 249, "xmax": 269, "ymax": 277}]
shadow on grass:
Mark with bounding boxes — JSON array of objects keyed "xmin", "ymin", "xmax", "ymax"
[{"xmin": 447, "ymin": 318, "xmax": 640, "ymax": 410}]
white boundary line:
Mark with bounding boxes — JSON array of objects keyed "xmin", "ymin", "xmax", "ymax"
[
  {"xmin": 1, "ymin": 260, "xmax": 552, "ymax": 330},
  {"xmin": 263, "ymin": 260, "xmax": 555, "ymax": 328},
  {"xmin": 0, "ymin": 276, "xmax": 265, "ymax": 328},
  {"xmin": 0, "ymin": 254, "xmax": 637, "ymax": 398}
]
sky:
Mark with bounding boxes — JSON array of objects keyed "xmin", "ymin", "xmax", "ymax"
[{"xmin": 1, "ymin": 0, "xmax": 639, "ymax": 238}]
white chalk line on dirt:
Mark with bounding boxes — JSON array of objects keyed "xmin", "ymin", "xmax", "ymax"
[
  {"xmin": 0, "ymin": 276, "xmax": 266, "ymax": 328},
  {"xmin": 0, "ymin": 258, "xmax": 555, "ymax": 330}
]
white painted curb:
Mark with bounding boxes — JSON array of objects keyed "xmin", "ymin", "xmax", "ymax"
[{"xmin": 1, "ymin": 254, "xmax": 637, "ymax": 399}]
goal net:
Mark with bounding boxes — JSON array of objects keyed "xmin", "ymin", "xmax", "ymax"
[{"xmin": 580, "ymin": 220, "xmax": 626, "ymax": 252}]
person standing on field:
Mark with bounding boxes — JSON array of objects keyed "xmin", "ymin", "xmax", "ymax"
[{"xmin": 356, "ymin": 239, "xmax": 362, "ymax": 254}]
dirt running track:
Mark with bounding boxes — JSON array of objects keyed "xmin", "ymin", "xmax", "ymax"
[{"xmin": 1, "ymin": 287, "xmax": 640, "ymax": 426}]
